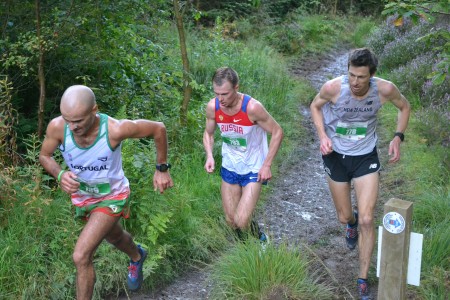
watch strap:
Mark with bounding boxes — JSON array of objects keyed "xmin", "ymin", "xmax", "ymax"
[
  {"xmin": 394, "ymin": 132, "xmax": 404, "ymax": 142},
  {"xmin": 156, "ymin": 163, "xmax": 171, "ymax": 172}
]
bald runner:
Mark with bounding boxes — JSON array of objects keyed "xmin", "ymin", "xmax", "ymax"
[{"xmin": 39, "ymin": 85, "xmax": 173, "ymax": 298}]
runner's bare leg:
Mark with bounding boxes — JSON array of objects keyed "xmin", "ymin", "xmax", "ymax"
[
  {"xmin": 354, "ymin": 172, "xmax": 379, "ymax": 279},
  {"xmin": 73, "ymin": 212, "xmax": 120, "ymax": 300},
  {"xmin": 327, "ymin": 178, "xmax": 355, "ymax": 224},
  {"xmin": 221, "ymin": 181, "xmax": 262, "ymax": 229},
  {"xmin": 221, "ymin": 181, "xmax": 242, "ymax": 228},
  {"xmin": 105, "ymin": 222, "xmax": 141, "ymax": 262}
]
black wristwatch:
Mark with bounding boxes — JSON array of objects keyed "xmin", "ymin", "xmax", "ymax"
[
  {"xmin": 394, "ymin": 132, "xmax": 404, "ymax": 142},
  {"xmin": 156, "ymin": 163, "xmax": 171, "ymax": 172}
]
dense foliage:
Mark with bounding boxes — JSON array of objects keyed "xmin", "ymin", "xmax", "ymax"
[
  {"xmin": 366, "ymin": 5, "xmax": 449, "ymax": 298},
  {"xmin": 367, "ymin": 15, "xmax": 449, "ymax": 147}
]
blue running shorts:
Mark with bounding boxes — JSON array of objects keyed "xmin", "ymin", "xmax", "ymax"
[{"xmin": 220, "ymin": 167, "xmax": 267, "ymax": 187}]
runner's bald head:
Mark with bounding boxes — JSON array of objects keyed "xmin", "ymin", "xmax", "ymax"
[{"xmin": 60, "ymin": 85, "xmax": 96, "ymax": 114}]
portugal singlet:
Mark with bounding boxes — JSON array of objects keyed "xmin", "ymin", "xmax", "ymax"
[
  {"xmin": 59, "ymin": 113, "xmax": 130, "ymax": 207},
  {"xmin": 322, "ymin": 75, "xmax": 382, "ymax": 156},
  {"xmin": 215, "ymin": 94, "xmax": 268, "ymax": 174}
]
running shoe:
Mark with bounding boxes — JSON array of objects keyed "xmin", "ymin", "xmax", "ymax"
[
  {"xmin": 259, "ymin": 231, "xmax": 269, "ymax": 253},
  {"xmin": 127, "ymin": 245, "xmax": 147, "ymax": 291},
  {"xmin": 345, "ymin": 211, "xmax": 358, "ymax": 250},
  {"xmin": 259, "ymin": 231, "xmax": 268, "ymax": 243},
  {"xmin": 357, "ymin": 278, "xmax": 371, "ymax": 300},
  {"xmin": 250, "ymin": 220, "xmax": 268, "ymax": 241}
]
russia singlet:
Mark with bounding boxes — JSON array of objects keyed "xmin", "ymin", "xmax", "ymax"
[
  {"xmin": 215, "ymin": 94, "xmax": 268, "ymax": 174},
  {"xmin": 59, "ymin": 113, "xmax": 130, "ymax": 207},
  {"xmin": 322, "ymin": 75, "xmax": 382, "ymax": 155}
]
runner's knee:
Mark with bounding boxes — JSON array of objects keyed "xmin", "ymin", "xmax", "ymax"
[
  {"xmin": 358, "ymin": 213, "xmax": 374, "ymax": 227},
  {"xmin": 73, "ymin": 249, "xmax": 92, "ymax": 268}
]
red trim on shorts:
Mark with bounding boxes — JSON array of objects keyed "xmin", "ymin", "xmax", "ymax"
[{"xmin": 91, "ymin": 206, "xmax": 130, "ymax": 218}]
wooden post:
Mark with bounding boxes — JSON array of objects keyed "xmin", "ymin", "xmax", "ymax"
[{"xmin": 378, "ymin": 198, "xmax": 413, "ymax": 300}]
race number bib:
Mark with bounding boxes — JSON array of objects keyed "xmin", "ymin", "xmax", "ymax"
[
  {"xmin": 76, "ymin": 177, "xmax": 111, "ymax": 197},
  {"xmin": 222, "ymin": 136, "xmax": 248, "ymax": 152},
  {"xmin": 335, "ymin": 121, "xmax": 368, "ymax": 141}
]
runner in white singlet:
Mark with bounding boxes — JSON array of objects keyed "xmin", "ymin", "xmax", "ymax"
[
  {"xmin": 203, "ymin": 67, "xmax": 283, "ymax": 242},
  {"xmin": 39, "ymin": 85, "xmax": 174, "ymax": 297},
  {"xmin": 310, "ymin": 48, "xmax": 410, "ymax": 299}
]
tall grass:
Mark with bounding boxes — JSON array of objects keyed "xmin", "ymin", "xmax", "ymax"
[
  {"xmin": 210, "ymin": 241, "xmax": 334, "ymax": 299},
  {"xmin": 349, "ymin": 17, "xmax": 378, "ymax": 47},
  {"xmin": 0, "ymin": 184, "xmax": 79, "ymax": 299}
]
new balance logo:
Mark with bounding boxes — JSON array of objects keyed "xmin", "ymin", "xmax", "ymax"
[{"xmin": 369, "ymin": 163, "xmax": 378, "ymax": 169}]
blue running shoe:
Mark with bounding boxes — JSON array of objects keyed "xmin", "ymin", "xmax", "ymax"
[
  {"xmin": 258, "ymin": 231, "xmax": 269, "ymax": 255},
  {"xmin": 259, "ymin": 231, "xmax": 268, "ymax": 243},
  {"xmin": 357, "ymin": 278, "xmax": 371, "ymax": 300},
  {"xmin": 250, "ymin": 219, "xmax": 268, "ymax": 243},
  {"xmin": 127, "ymin": 245, "xmax": 147, "ymax": 291},
  {"xmin": 345, "ymin": 211, "xmax": 358, "ymax": 250}
]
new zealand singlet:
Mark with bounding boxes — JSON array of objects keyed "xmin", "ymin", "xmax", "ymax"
[
  {"xmin": 215, "ymin": 94, "xmax": 268, "ymax": 174},
  {"xmin": 322, "ymin": 75, "xmax": 382, "ymax": 156},
  {"xmin": 59, "ymin": 113, "xmax": 130, "ymax": 207}
]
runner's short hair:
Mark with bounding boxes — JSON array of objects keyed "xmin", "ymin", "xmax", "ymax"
[
  {"xmin": 212, "ymin": 67, "xmax": 239, "ymax": 88},
  {"xmin": 348, "ymin": 48, "xmax": 378, "ymax": 75}
]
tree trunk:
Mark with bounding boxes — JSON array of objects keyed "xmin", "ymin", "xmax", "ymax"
[
  {"xmin": 35, "ymin": 0, "xmax": 46, "ymax": 137},
  {"xmin": 173, "ymin": 0, "xmax": 192, "ymax": 126}
]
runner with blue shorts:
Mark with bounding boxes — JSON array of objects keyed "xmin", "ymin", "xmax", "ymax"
[{"xmin": 203, "ymin": 67, "xmax": 283, "ymax": 241}]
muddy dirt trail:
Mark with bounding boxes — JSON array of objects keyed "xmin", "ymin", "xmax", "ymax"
[{"xmin": 124, "ymin": 49, "xmax": 382, "ymax": 300}]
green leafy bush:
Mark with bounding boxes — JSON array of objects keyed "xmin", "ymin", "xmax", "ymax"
[
  {"xmin": 366, "ymin": 18, "xmax": 402, "ymax": 55},
  {"xmin": 377, "ymin": 21, "xmax": 432, "ymax": 71},
  {"xmin": 415, "ymin": 104, "xmax": 450, "ymax": 147},
  {"xmin": 420, "ymin": 77, "xmax": 449, "ymax": 109},
  {"xmin": 263, "ymin": 14, "xmax": 342, "ymax": 55},
  {"xmin": 389, "ymin": 53, "xmax": 435, "ymax": 102}
]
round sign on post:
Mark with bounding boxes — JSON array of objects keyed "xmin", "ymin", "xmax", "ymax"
[{"xmin": 383, "ymin": 211, "xmax": 406, "ymax": 234}]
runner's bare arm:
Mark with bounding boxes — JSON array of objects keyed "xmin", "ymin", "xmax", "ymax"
[
  {"xmin": 378, "ymin": 80, "xmax": 411, "ymax": 163},
  {"xmin": 248, "ymin": 100, "xmax": 283, "ymax": 181},
  {"xmin": 203, "ymin": 99, "xmax": 217, "ymax": 173},
  {"xmin": 109, "ymin": 117, "xmax": 173, "ymax": 193},
  {"xmin": 310, "ymin": 79, "xmax": 340, "ymax": 155},
  {"xmin": 39, "ymin": 117, "xmax": 80, "ymax": 193}
]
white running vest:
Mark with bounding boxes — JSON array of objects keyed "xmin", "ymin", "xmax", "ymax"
[
  {"xmin": 322, "ymin": 75, "xmax": 382, "ymax": 155},
  {"xmin": 215, "ymin": 95, "xmax": 268, "ymax": 174},
  {"xmin": 59, "ymin": 113, "xmax": 130, "ymax": 206}
]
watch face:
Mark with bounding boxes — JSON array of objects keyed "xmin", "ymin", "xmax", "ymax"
[{"xmin": 157, "ymin": 163, "xmax": 170, "ymax": 172}]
